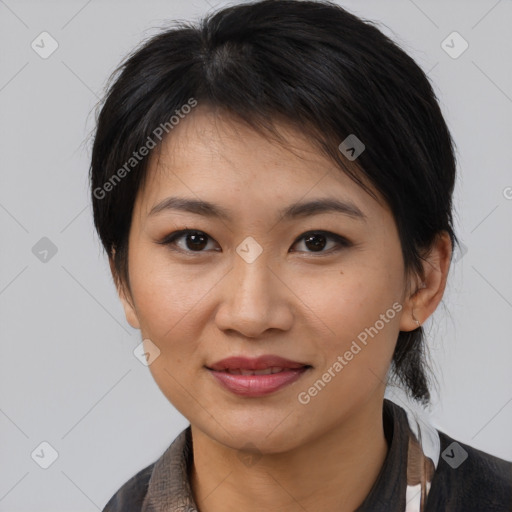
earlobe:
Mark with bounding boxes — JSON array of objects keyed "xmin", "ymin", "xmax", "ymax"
[
  {"xmin": 118, "ymin": 292, "xmax": 141, "ymax": 330},
  {"xmin": 399, "ymin": 231, "xmax": 452, "ymax": 332},
  {"xmin": 109, "ymin": 253, "xmax": 141, "ymax": 330}
]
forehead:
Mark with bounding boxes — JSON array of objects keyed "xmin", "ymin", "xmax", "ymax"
[{"xmin": 135, "ymin": 106, "xmax": 386, "ymax": 219}]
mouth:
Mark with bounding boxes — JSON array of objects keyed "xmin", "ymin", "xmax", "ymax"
[
  {"xmin": 205, "ymin": 355, "xmax": 312, "ymax": 397},
  {"xmin": 212, "ymin": 366, "xmax": 310, "ymax": 376},
  {"xmin": 207, "ymin": 354, "xmax": 311, "ymax": 372}
]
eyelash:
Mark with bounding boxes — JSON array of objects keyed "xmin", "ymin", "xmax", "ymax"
[{"xmin": 156, "ymin": 228, "xmax": 352, "ymax": 256}]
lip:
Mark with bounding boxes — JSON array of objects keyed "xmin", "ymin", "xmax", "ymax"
[
  {"xmin": 207, "ymin": 355, "xmax": 309, "ymax": 371},
  {"xmin": 206, "ymin": 355, "xmax": 312, "ymax": 397}
]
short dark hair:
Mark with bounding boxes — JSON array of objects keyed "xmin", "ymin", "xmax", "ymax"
[{"xmin": 90, "ymin": 0, "xmax": 458, "ymax": 405}]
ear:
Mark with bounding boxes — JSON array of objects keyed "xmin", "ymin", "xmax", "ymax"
[
  {"xmin": 399, "ymin": 231, "xmax": 452, "ymax": 332},
  {"xmin": 109, "ymin": 251, "xmax": 141, "ymax": 330}
]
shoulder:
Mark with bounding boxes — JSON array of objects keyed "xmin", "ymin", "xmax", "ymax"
[
  {"xmin": 102, "ymin": 462, "xmax": 155, "ymax": 512},
  {"xmin": 426, "ymin": 430, "xmax": 512, "ymax": 511}
]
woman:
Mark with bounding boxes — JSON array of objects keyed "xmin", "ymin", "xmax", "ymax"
[{"xmin": 90, "ymin": 0, "xmax": 511, "ymax": 510}]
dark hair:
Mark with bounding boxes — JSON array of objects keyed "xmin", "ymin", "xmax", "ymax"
[{"xmin": 90, "ymin": 0, "xmax": 458, "ymax": 405}]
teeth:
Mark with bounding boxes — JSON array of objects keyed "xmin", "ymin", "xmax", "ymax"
[{"xmin": 226, "ymin": 367, "xmax": 285, "ymax": 375}]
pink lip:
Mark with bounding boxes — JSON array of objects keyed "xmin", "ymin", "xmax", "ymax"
[
  {"xmin": 206, "ymin": 355, "xmax": 311, "ymax": 397},
  {"xmin": 208, "ymin": 367, "xmax": 310, "ymax": 397}
]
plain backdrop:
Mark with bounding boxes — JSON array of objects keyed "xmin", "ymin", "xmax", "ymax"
[{"xmin": 1, "ymin": 0, "xmax": 511, "ymax": 510}]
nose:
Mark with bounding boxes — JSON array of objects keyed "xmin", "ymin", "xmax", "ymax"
[{"xmin": 214, "ymin": 252, "xmax": 294, "ymax": 339}]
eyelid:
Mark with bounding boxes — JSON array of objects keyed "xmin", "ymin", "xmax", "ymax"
[
  {"xmin": 156, "ymin": 228, "xmax": 219, "ymax": 254},
  {"xmin": 290, "ymin": 230, "xmax": 352, "ymax": 255}
]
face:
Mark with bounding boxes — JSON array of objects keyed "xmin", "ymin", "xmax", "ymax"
[{"xmin": 118, "ymin": 106, "xmax": 414, "ymax": 453}]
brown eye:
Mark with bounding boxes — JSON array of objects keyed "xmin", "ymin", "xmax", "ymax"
[
  {"xmin": 182, "ymin": 231, "xmax": 209, "ymax": 251},
  {"xmin": 304, "ymin": 233, "xmax": 328, "ymax": 251},
  {"xmin": 157, "ymin": 229, "xmax": 218, "ymax": 253},
  {"xmin": 158, "ymin": 229, "xmax": 351, "ymax": 256},
  {"xmin": 291, "ymin": 231, "xmax": 351, "ymax": 254}
]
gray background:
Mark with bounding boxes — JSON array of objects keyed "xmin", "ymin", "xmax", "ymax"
[{"xmin": 1, "ymin": 0, "xmax": 511, "ymax": 510}]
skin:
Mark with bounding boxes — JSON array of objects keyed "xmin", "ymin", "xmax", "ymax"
[{"xmin": 113, "ymin": 105, "xmax": 452, "ymax": 512}]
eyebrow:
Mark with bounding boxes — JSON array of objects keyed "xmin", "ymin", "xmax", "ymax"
[{"xmin": 148, "ymin": 196, "xmax": 366, "ymax": 222}]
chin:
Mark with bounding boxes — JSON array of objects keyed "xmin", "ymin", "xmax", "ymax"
[{"xmin": 198, "ymin": 414, "xmax": 308, "ymax": 454}]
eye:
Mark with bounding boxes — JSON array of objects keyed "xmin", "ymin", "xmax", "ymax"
[
  {"xmin": 157, "ymin": 229, "xmax": 351, "ymax": 255},
  {"xmin": 157, "ymin": 229, "xmax": 219, "ymax": 253},
  {"xmin": 291, "ymin": 231, "xmax": 351, "ymax": 255}
]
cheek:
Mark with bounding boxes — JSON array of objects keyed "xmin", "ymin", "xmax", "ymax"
[
  {"xmin": 127, "ymin": 245, "xmax": 242, "ymax": 402},
  {"xmin": 292, "ymin": 259, "xmax": 404, "ymax": 395},
  {"xmin": 129, "ymin": 244, "xmax": 213, "ymax": 332},
  {"xmin": 294, "ymin": 257, "xmax": 403, "ymax": 335},
  {"xmin": 295, "ymin": 275, "xmax": 402, "ymax": 418},
  {"xmin": 128, "ymin": 258, "xmax": 212, "ymax": 410}
]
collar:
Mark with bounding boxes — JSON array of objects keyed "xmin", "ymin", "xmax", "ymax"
[{"xmin": 141, "ymin": 399, "xmax": 436, "ymax": 511}]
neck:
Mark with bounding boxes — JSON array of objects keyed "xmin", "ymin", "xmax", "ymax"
[{"xmin": 189, "ymin": 395, "xmax": 389, "ymax": 512}]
